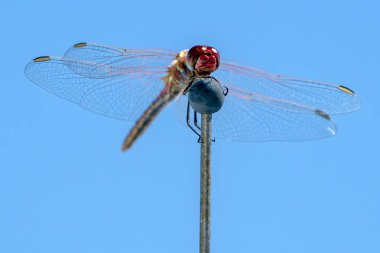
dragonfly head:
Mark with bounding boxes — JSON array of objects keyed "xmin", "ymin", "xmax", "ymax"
[{"xmin": 186, "ymin": 45, "xmax": 220, "ymax": 76}]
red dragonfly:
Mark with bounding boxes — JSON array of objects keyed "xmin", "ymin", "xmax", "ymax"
[{"xmin": 24, "ymin": 42, "xmax": 360, "ymax": 150}]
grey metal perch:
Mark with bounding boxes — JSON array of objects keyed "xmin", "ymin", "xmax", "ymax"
[{"xmin": 200, "ymin": 113, "xmax": 212, "ymax": 253}]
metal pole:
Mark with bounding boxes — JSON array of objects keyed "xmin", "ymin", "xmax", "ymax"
[{"xmin": 200, "ymin": 113, "xmax": 212, "ymax": 253}]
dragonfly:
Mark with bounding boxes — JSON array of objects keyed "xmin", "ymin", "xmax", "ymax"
[{"xmin": 24, "ymin": 42, "xmax": 360, "ymax": 151}]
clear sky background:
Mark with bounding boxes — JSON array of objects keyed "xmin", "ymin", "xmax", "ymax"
[{"xmin": 1, "ymin": 0, "xmax": 379, "ymax": 252}]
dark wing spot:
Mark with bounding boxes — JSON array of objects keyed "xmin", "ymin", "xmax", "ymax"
[
  {"xmin": 315, "ymin": 109, "xmax": 331, "ymax": 120},
  {"xmin": 338, "ymin": 85, "xmax": 355, "ymax": 95},
  {"xmin": 73, "ymin": 42, "xmax": 87, "ymax": 48},
  {"xmin": 33, "ymin": 56, "xmax": 51, "ymax": 62}
]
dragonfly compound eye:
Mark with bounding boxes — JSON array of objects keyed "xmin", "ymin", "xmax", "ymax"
[{"xmin": 186, "ymin": 45, "xmax": 220, "ymax": 76}]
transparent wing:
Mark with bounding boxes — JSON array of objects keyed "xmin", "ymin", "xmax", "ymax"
[
  {"xmin": 24, "ymin": 42, "xmax": 177, "ymax": 121},
  {"xmin": 215, "ymin": 60, "xmax": 360, "ymax": 115},
  {"xmin": 174, "ymin": 60, "xmax": 359, "ymax": 141},
  {"xmin": 63, "ymin": 42, "xmax": 177, "ymax": 78},
  {"xmin": 213, "ymin": 89, "xmax": 337, "ymax": 141},
  {"xmin": 176, "ymin": 91, "xmax": 337, "ymax": 142}
]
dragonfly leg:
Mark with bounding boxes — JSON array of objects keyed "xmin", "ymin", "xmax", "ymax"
[
  {"xmin": 194, "ymin": 111, "xmax": 201, "ymax": 131},
  {"xmin": 194, "ymin": 104, "xmax": 215, "ymax": 143},
  {"xmin": 223, "ymin": 86, "xmax": 229, "ymax": 96},
  {"xmin": 188, "ymin": 102, "xmax": 216, "ymax": 143},
  {"xmin": 187, "ymin": 101, "xmax": 201, "ymax": 140},
  {"xmin": 193, "ymin": 112, "xmax": 204, "ymax": 143},
  {"xmin": 182, "ymin": 79, "xmax": 194, "ymax": 95}
]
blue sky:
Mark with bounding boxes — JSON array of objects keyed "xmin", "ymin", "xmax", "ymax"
[{"xmin": 1, "ymin": 0, "xmax": 379, "ymax": 252}]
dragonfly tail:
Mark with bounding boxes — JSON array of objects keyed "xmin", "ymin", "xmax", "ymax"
[{"xmin": 122, "ymin": 89, "xmax": 174, "ymax": 151}]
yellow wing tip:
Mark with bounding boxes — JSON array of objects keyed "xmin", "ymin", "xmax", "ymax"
[
  {"xmin": 73, "ymin": 42, "xmax": 88, "ymax": 48},
  {"xmin": 338, "ymin": 85, "xmax": 355, "ymax": 95},
  {"xmin": 33, "ymin": 56, "xmax": 51, "ymax": 62}
]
